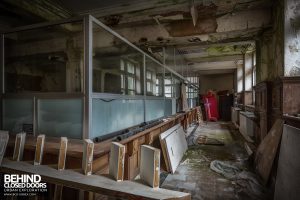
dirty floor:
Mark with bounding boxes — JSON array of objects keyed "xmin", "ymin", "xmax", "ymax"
[{"xmin": 161, "ymin": 121, "xmax": 269, "ymax": 200}]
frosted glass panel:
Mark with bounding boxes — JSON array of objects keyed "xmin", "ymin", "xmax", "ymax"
[
  {"xmin": 165, "ymin": 98, "xmax": 176, "ymax": 116},
  {"xmin": 145, "ymin": 99, "xmax": 165, "ymax": 121},
  {"xmin": 165, "ymin": 99, "xmax": 173, "ymax": 116},
  {"xmin": 92, "ymin": 99, "xmax": 144, "ymax": 139},
  {"xmin": 3, "ymin": 99, "xmax": 33, "ymax": 133},
  {"xmin": 38, "ymin": 99, "xmax": 83, "ymax": 139}
]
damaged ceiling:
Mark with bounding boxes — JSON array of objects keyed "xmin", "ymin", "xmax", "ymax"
[{"xmin": 0, "ymin": 0, "xmax": 272, "ymax": 75}]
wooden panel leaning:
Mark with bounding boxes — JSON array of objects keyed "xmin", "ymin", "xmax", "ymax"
[
  {"xmin": 109, "ymin": 142, "xmax": 125, "ymax": 181},
  {"xmin": 82, "ymin": 139, "xmax": 94, "ymax": 175},
  {"xmin": 140, "ymin": 145, "xmax": 160, "ymax": 188},
  {"xmin": 13, "ymin": 132, "xmax": 26, "ymax": 161},
  {"xmin": 34, "ymin": 134, "xmax": 45, "ymax": 165},
  {"xmin": 0, "ymin": 130, "xmax": 9, "ymax": 165},
  {"xmin": 58, "ymin": 137, "xmax": 68, "ymax": 170}
]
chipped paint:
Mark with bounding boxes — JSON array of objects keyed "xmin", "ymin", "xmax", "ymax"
[
  {"xmin": 166, "ymin": 18, "xmax": 217, "ymax": 37},
  {"xmin": 206, "ymin": 45, "xmax": 244, "ymax": 56},
  {"xmin": 284, "ymin": 0, "xmax": 300, "ymax": 76}
]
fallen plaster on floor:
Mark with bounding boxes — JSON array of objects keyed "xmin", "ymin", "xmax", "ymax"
[{"xmin": 161, "ymin": 122, "xmax": 270, "ymax": 200}]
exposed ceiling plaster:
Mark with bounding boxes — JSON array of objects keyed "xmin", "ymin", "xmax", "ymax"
[{"xmin": 0, "ymin": 0, "xmax": 272, "ymax": 74}]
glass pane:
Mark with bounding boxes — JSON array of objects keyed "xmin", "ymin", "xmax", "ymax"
[
  {"xmin": 4, "ymin": 21, "xmax": 83, "ymax": 93},
  {"xmin": 127, "ymin": 62, "xmax": 135, "ymax": 74},
  {"xmin": 92, "ymin": 22, "xmax": 143, "ymax": 95},
  {"xmin": 165, "ymin": 98, "xmax": 176, "ymax": 116},
  {"xmin": 146, "ymin": 71, "xmax": 152, "ymax": 79},
  {"xmin": 173, "ymin": 76, "xmax": 181, "ymax": 98},
  {"xmin": 164, "ymin": 69, "xmax": 173, "ymax": 98},
  {"xmin": 128, "ymin": 76, "xmax": 135, "ymax": 90},
  {"xmin": 145, "ymin": 57, "xmax": 163, "ymax": 96},
  {"xmin": 147, "ymin": 82, "xmax": 151, "ymax": 92},
  {"xmin": 91, "ymin": 98, "xmax": 144, "ymax": 139},
  {"xmin": 145, "ymin": 99, "xmax": 164, "ymax": 121},
  {"xmin": 245, "ymin": 53, "xmax": 252, "ymax": 91},
  {"xmin": 2, "ymin": 99, "xmax": 33, "ymax": 134},
  {"xmin": 38, "ymin": 99, "xmax": 83, "ymax": 139},
  {"xmin": 165, "ymin": 86, "xmax": 172, "ymax": 93}
]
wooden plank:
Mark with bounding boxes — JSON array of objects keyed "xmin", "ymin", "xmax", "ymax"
[
  {"xmin": 140, "ymin": 145, "xmax": 160, "ymax": 188},
  {"xmin": 109, "ymin": 142, "xmax": 125, "ymax": 181},
  {"xmin": 159, "ymin": 124, "xmax": 180, "ymax": 172},
  {"xmin": 0, "ymin": 130, "xmax": 9, "ymax": 165},
  {"xmin": 58, "ymin": 137, "xmax": 68, "ymax": 170},
  {"xmin": 13, "ymin": 132, "xmax": 26, "ymax": 161},
  {"xmin": 54, "ymin": 185, "xmax": 63, "ymax": 200},
  {"xmin": 255, "ymin": 119, "xmax": 283, "ymax": 184},
  {"xmin": 0, "ymin": 159, "xmax": 191, "ymax": 200},
  {"xmin": 34, "ymin": 134, "xmax": 45, "ymax": 165},
  {"xmin": 160, "ymin": 125, "xmax": 187, "ymax": 174},
  {"xmin": 274, "ymin": 124, "xmax": 300, "ymax": 200},
  {"xmin": 82, "ymin": 139, "xmax": 94, "ymax": 175}
]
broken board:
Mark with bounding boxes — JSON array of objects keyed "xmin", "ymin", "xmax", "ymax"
[
  {"xmin": 82, "ymin": 139, "xmax": 94, "ymax": 175},
  {"xmin": 0, "ymin": 131, "xmax": 9, "ymax": 165},
  {"xmin": 34, "ymin": 134, "xmax": 45, "ymax": 165},
  {"xmin": 274, "ymin": 124, "xmax": 300, "ymax": 200},
  {"xmin": 140, "ymin": 145, "xmax": 160, "ymax": 188},
  {"xmin": 109, "ymin": 142, "xmax": 125, "ymax": 181},
  {"xmin": 197, "ymin": 135, "xmax": 224, "ymax": 146},
  {"xmin": 159, "ymin": 124, "xmax": 181, "ymax": 172},
  {"xmin": 13, "ymin": 132, "xmax": 26, "ymax": 161},
  {"xmin": 255, "ymin": 119, "xmax": 283, "ymax": 185},
  {"xmin": 58, "ymin": 137, "xmax": 68, "ymax": 170},
  {"xmin": 159, "ymin": 124, "xmax": 188, "ymax": 174}
]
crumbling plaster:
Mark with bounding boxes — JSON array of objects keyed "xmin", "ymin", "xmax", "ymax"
[{"xmin": 284, "ymin": 0, "xmax": 300, "ymax": 76}]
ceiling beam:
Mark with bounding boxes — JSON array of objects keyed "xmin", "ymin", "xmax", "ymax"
[{"xmin": 187, "ymin": 54, "xmax": 243, "ymax": 63}]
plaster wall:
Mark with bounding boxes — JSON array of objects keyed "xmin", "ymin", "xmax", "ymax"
[{"xmin": 284, "ymin": 0, "xmax": 300, "ymax": 76}]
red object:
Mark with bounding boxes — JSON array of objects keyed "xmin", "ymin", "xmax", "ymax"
[{"xmin": 203, "ymin": 91, "xmax": 219, "ymax": 121}]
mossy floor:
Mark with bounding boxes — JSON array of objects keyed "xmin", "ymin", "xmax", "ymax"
[{"xmin": 161, "ymin": 122, "xmax": 265, "ymax": 200}]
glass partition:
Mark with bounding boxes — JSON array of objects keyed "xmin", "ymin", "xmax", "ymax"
[
  {"xmin": 165, "ymin": 71, "xmax": 172, "ymax": 98},
  {"xmin": 37, "ymin": 99, "xmax": 83, "ymax": 139},
  {"xmin": 145, "ymin": 57, "xmax": 163, "ymax": 97},
  {"xmin": 145, "ymin": 99, "xmax": 165, "ymax": 121},
  {"xmin": 4, "ymin": 21, "xmax": 84, "ymax": 93},
  {"xmin": 172, "ymin": 75, "xmax": 181, "ymax": 98},
  {"xmin": 1, "ymin": 15, "xmax": 190, "ymax": 139},
  {"xmin": 92, "ymin": 22, "xmax": 144, "ymax": 95},
  {"xmin": 2, "ymin": 98, "xmax": 33, "ymax": 133},
  {"xmin": 91, "ymin": 98, "xmax": 144, "ymax": 138}
]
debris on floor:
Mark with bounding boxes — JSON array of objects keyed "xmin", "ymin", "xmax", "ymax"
[
  {"xmin": 197, "ymin": 135, "xmax": 225, "ymax": 146},
  {"xmin": 210, "ymin": 160, "xmax": 267, "ymax": 199},
  {"xmin": 162, "ymin": 122, "xmax": 270, "ymax": 200}
]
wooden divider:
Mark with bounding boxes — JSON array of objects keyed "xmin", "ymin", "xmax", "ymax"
[
  {"xmin": 0, "ymin": 131, "xmax": 9, "ymax": 165},
  {"xmin": 82, "ymin": 139, "xmax": 94, "ymax": 175},
  {"xmin": 58, "ymin": 137, "xmax": 68, "ymax": 170},
  {"xmin": 34, "ymin": 134, "xmax": 45, "ymax": 165},
  {"xmin": 140, "ymin": 145, "xmax": 160, "ymax": 188},
  {"xmin": 109, "ymin": 142, "xmax": 125, "ymax": 181},
  {"xmin": 13, "ymin": 132, "xmax": 26, "ymax": 161},
  {"xmin": 2, "ymin": 108, "xmax": 198, "ymax": 200}
]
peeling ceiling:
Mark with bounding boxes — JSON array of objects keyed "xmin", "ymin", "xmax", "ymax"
[{"xmin": 0, "ymin": 0, "xmax": 272, "ymax": 74}]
